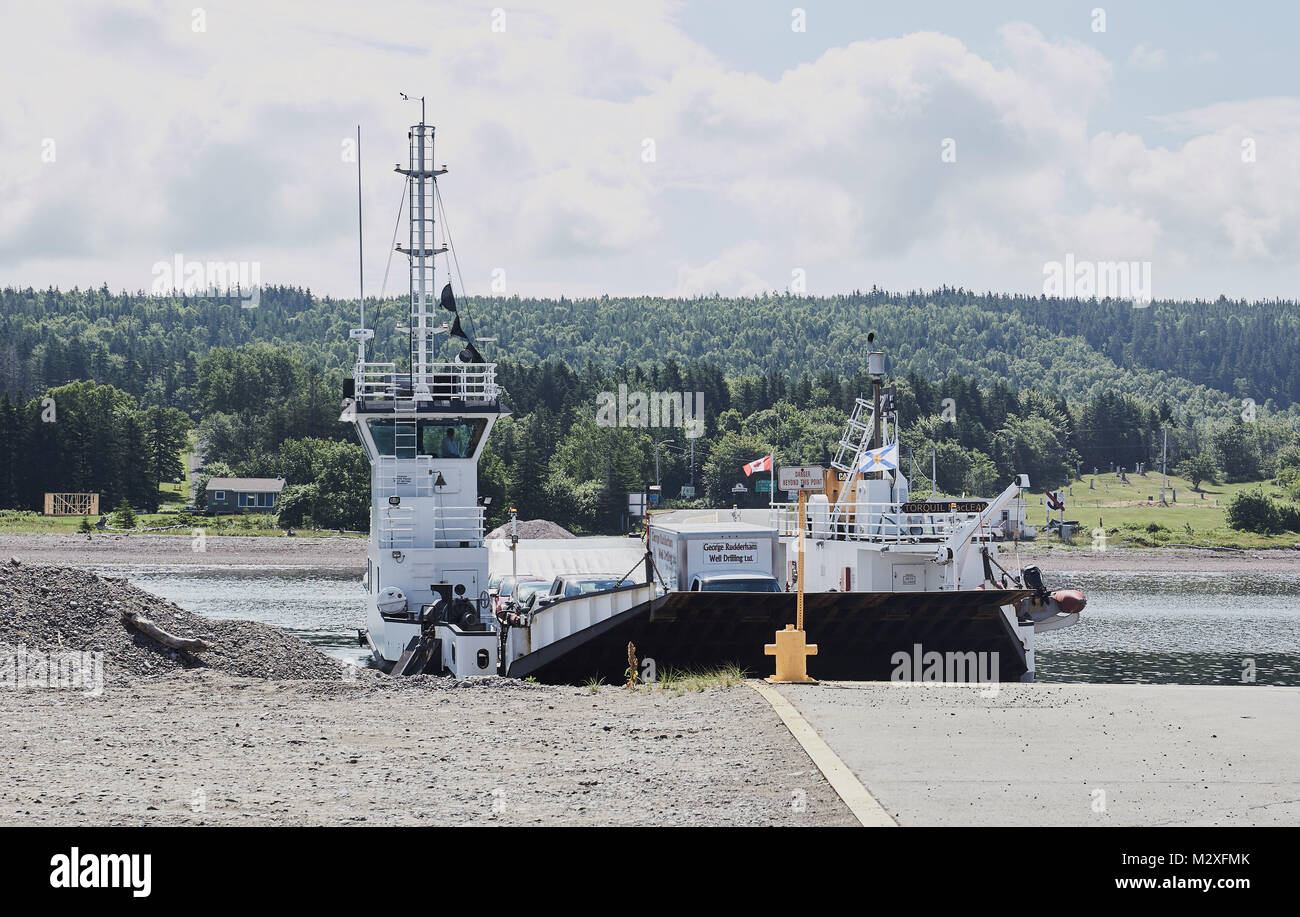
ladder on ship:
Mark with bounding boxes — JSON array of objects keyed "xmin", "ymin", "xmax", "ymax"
[
  {"xmin": 828, "ymin": 398, "xmax": 875, "ymax": 528},
  {"xmin": 831, "ymin": 398, "xmax": 874, "ymax": 473},
  {"xmin": 394, "ymin": 416, "xmax": 418, "ymax": 459},
  {"xmin": 378, "ymin": 409, "xmax": 420, "ymax": 548}
]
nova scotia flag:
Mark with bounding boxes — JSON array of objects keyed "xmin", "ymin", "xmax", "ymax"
[{"xmin": 858, "ymin": 442, "xmax": 899, "ymax": 473}]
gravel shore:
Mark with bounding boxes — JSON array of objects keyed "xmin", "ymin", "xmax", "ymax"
[
  {"xmin": 0, "ymin": 554, "xmax": 854, "ymax": 826},
  {"xmin": 0, "ymin": 533, "xmax": 365, "ymax": 568},
  {"xmin": 1017, "ymin": 543, "xmax": 1300, "ymax": 574},
  {"xmin": 0, "ymin": 672, "xmax": 856, "ymax": 826},
  {"xmin": 0, "ymin": 558, "xmax": 347, "ymax": 683}
]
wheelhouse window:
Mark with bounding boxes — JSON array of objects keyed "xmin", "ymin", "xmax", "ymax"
[{"xmin": 366, "ymin": 418, "xmax": 488, "ymax": 458}]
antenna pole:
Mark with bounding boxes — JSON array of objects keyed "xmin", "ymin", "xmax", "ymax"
[{"xmin": 356, "ymin": 124, "xmax": 365, "ymax": 364}]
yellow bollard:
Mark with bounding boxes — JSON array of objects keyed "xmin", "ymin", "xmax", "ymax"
[
  {"xmin": 765, "ymin": 624, "xmax": 818, "ymax": 684},
  {"xmin": 766, "ymin": 488, "xmax": 817, "ymax": 683}
]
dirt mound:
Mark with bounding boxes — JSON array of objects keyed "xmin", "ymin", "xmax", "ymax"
[
  {"xmin": 485, "ymin": 519, "xmax": 576, "ymax": 540},
  {"xmin": 0, "ymin": 557, "xmax": 345, "ymax": 683}
]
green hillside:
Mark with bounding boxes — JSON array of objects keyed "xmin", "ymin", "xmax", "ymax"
[
  {"xmin": 3, "ymin": 284, "xmax": 1300, "ymax": 545},
  {"xmin": 5, "ymin": 286, "xmax": 1300, "ymax": 425}
]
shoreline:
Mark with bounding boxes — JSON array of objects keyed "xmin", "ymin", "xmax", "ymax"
[
  {"xmin": 3, "ymin": 532, "xmax": 1297, "ymax": 574},
  {"xmin": 0, "ymin": 532, "xmax": 365, "ymax": 568}
]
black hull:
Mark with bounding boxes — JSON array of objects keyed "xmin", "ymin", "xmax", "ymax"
[{"xmin": 507, "ymin": 589, "xmax": 1034, "ymax": 684}]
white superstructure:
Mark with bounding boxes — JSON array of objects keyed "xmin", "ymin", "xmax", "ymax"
[{"xmin": 343, "ymin": 112, "xmax": 506, "ymax": 672}]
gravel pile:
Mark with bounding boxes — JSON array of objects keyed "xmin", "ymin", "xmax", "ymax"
[
  {"xmin": 0, "ymin": 557, "xmax": 345, "ymax": 682},
  {"xmin": 485, "ymin": 519, "xmax": 576, "ymax": 540}
]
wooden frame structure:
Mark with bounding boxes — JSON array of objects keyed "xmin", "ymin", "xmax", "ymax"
[{"xmin": 44, "ymin": 492, "xmax": 100, "ymax": 516}]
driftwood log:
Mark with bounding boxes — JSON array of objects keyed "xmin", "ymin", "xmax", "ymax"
[{"xmin": 121, "ymin": 610, "xmax": 210, "ymax": 654}]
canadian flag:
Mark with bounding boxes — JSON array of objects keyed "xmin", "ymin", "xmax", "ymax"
[{"xmin": 742, "ymin": 454, "xmax": 772, "ymax": 476}]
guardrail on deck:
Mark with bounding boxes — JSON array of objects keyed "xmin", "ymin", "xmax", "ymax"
[
  {"xmin": 354, "ymin": 362, "xmax": 500, "ymax": 403},
  {"xmin": 768, "ymin": 501, "xmax": 996, "ymax": 544}
]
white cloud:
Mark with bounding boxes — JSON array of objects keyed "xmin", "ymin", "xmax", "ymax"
[
  {"xmin": 1127, "ymin": 43, "xmax": 1169, "ymax": 72},
  {"xmin": 1085, "ymin": 98, "xmax": 1300, "ymax": 264},
  {"xmin": 0, "ymin": 3, "xmax": 1297, "ymax": 302},
  {"xmin": 675, "ymin": 242, "xmax": 771, "ymax": 297}
]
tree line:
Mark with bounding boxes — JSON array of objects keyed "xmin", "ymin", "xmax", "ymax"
[
  {"xmin": 0, "ymin": 384, "xmax": 190, "ymax": 513},
  {"xmin": 7, "ymin": 285, "xmax": 1300, "ymax": 422},
  {"xmin": 4, "ymin": 284, "xmax": 1300, "ymax": 534},
  {"xmin": 4, "ymin": 345, "xmax": 1298, "ymax": 534}
]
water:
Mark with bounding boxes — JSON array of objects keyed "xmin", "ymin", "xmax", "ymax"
[
  {"xmin": 90, "ymin": 565, "xmax": 1300, "ymax": 685},
  {"xmin": 1034, "ymin": 570, "xmax": 1300, "ymax": 685},
  {"xmin": 89, "ymin": 564, "xmax": 373, "ymax": 669}
]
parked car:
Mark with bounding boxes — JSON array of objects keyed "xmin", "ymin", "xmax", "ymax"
[
  {"xmin": 510, "ymin": 579, "xmax": 552, "ymax": 612},
  {"xmin": 493, "ymin": 575, "xmax": 548, "ymax": 617},
  {"xmin": 537, "ymin": 574, "xmax": 631, "ymax": 607}
]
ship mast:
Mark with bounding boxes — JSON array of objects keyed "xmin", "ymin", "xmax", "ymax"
[
  {"xmin": 355, "ymin": 125, "xmax": 368, "ymax": 366},
  {"xmin": 396, "ymin": 93, "xmax": 447, "ymax": 394}
]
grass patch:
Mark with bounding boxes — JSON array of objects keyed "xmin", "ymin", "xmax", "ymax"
[
  {"xmin": 1025, "ymin": 472, "xmax": 1300, "ymax": 549},
  {"xmin": 156, "ymin": 433, "xmax": 196, "ymax": 511},
  {"xmin": 645, "ymin": 663, "xmax": 749, "ymax": 694}
]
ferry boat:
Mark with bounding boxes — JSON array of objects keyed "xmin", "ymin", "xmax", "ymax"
[{"xmin": 344, "ymin": 112, "xmax": 1085, "ymax": 682}]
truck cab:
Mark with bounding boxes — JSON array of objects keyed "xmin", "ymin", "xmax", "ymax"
[{"xmin": 689, "ymin": 572, "xmax": 782, "ymax": 593}]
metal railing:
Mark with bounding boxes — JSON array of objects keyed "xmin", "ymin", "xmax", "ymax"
[
  {"xmin": 354, "ymin": 361, "xmax": 500, "ymax": 403},
  {"xmin": 768, "ymin": 501, "xmax": 995, "ymax": 545},
  {"xmin": 429, "ymin": 505, "xmax": 487, "ymax": 548},
  {"xmin": 373, "ymin": 500, "xmax": 487, "ymax": 550},
  {"xmin": 356, "ymin": 362, "xmax": 398, "ymax": 400},
  {"xmin": 377, "ymin": 506, "xmax": 414, "ymax": 549}
]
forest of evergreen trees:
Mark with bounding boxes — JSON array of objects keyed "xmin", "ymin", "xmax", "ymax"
[
  {"xmin": 7, "ymin": 285, "xmax": 1300, "ymax": 420},
  {"xmin": 3, "ymin": 285, "xmax": 1299, "ymax": 533}
]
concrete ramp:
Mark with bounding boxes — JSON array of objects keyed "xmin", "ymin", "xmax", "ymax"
[{"xmin": 773, "ymin": 681, "xmax": 1300, "ymax": 826}]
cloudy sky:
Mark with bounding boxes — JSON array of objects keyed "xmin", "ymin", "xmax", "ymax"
[{"xmin": 2, "ymin": 0, "xmax": 1298, "ymax": 301}]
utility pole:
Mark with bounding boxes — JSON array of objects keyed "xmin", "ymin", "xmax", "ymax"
[
  {"xmin": 653, "ymin": 439, "xmax": 674, "ymax": 490},
  {"xmin": 509, "ymin": 507, "xmax": 518, "ymax": 586},
  {"xmin": 1160, "ymin": 426, "xmax": 1168, "ymax": 504}
]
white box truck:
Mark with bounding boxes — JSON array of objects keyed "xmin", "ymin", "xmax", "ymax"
[{"xmin": 647, "ymin": 521, "xmax": 782, "ymax": 593}]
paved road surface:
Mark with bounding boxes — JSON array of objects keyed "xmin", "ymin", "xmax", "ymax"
[{"xmin": 774, "ymin": 681, "xmax": 1300, "ymax": 826}]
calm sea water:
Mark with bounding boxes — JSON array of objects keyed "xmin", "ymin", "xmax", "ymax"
[
  {"xmin": 88, "ymin": 565, "xmax": 1300, "ymax": 684},
  {"xmin": 89, "ymin": 565, "xmax": 373, "ymax": 669},
  {"xmin": 1033, "ymin": 570, "xmax": 1300, "ymax": 685}
]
